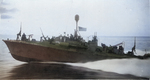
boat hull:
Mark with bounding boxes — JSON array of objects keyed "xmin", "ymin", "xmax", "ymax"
[
  {"xmin": 3, "ymin": 40, "xmax": 102, "ymax": 63},
  {"xmin": 11, "ymin": 53, "xmax": 41, "ymax": 62}
]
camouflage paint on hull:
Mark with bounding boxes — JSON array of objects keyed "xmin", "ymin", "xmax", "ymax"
[{"xmin": 3, "ymin": 40, "xmax": 103, "ymax": 63}]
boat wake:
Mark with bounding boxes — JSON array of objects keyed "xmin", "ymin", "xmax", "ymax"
[{"xmin": 66, "ymin": 57, "xmax": 150, "ymax": 78}]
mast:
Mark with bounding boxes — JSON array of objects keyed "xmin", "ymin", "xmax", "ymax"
[
  {"xmin": 132, "ymin": 37, "xmax": 136, "ymax": 54},
  {"xmin": 134, "ymin": 37, "xmax": 136, "ymax": 51},
  {"xmin": 16, "ymin": 22, "xmax": 22, "ymax": 40},
  {"xmin": 19, "ymin": 22, "xmax": 22, "ymax": 36},
  {"xmin": 75, "ymin": 14, "xmax": 79, "ymax": 39}
]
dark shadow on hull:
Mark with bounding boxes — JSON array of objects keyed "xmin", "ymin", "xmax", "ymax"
[
  {"xmin": 11, "ymin": 54, "xmax": 41, "ymax": 62},
  {"xmin": 7, "ymin": 63, "xmax": 146, "ymax": 79}
]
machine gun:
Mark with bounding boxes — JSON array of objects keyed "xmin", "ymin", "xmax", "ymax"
[{"xmin": 40, "ymin": 28, "xmax": 47, "ymax": 41}]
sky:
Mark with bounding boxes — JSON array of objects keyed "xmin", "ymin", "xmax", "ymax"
[{"xmin": 0, "ymin": 0, "xmax": 149, "ymax": 39}]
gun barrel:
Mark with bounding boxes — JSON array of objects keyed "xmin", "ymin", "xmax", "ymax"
[{"xmin": 40, "ymin": 28, "xmax": 47, "ymax": 40}]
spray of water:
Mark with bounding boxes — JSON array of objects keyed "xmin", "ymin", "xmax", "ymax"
[{"xmin": 66, "ymin": 58, "xmax": 150, "ymax": 78}]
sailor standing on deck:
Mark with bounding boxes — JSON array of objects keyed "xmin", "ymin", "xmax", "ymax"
[
  {"xmin": 16, "ymin": 26, "xmax": 22, "ymax": 40},
  {"xmin": 16, "ymin": 31, "xmax": 21, "ymax": 40},
  {"xmin": 21, "ymin": 33, "xmax": 27, "ymax": 41}
]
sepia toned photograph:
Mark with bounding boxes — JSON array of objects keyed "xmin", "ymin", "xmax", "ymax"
[{"xmin": 0, "ymin": 0, "xmax": 150, "ymax": 79}]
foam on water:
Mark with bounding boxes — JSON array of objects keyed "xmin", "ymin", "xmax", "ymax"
[
  {"xmin": 66, "ymin": 49, "xmax": 150, "ymax": 78},
  {"xmin": 66, "ymin": 58, "xmax": 150, "ymax": 78}
]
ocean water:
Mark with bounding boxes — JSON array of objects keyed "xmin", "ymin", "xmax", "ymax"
[{"xmin": 0, "ymin": 35, "xmax": 150, "ymax": 79}]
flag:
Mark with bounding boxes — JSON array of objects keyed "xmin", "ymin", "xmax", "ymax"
[{"xmin": 79, "ymin": 26, "xmax": 87, "ymax": 31}]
